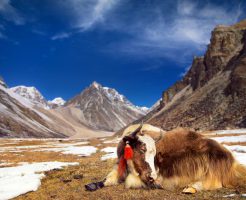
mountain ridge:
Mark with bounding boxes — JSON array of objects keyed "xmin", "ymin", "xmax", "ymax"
[
  {"xmin": 138, "ymin": 21, "xmax": 246, "ymax": 131},
  {"xmin": 0, "ymin": 79, "xmax": 147, "ymax": 137},
  {"xmin": 64, "ymin": 81, "xmax": 148, "ymax": 131}
]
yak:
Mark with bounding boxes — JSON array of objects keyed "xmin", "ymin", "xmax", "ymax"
[{"xmin": 100, "ymin": 124, "xmax": 246, "ymax": 194}]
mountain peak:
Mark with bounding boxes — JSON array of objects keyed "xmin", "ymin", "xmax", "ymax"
[
  {"xmin": 10, "ymin": 85, "xmax": 49, "ymax": 109},
  {"xmin": 66, "ymin": 82, "xmax": 148, "ymax": 131},
  {"xmin": 49, "ymin": 97, "xmax": 66, "ymax": 106},
  {"xmin": 91, "ymin": 81, "xmax": 101, "ymax": 89}
]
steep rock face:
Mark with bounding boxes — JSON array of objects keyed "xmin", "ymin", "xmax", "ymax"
[
  {"xmin": 65, "ymin": 82, "xmax": 147, "ymax": 131},
  {"xmin": 144, "ymin": 21, "xmax": 246, "ymax": 131}
]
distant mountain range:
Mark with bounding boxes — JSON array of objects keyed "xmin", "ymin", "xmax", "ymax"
[
  {"xmin": 10, "ymin": 86, "xmax": 66, "ymax": 109},
  {"xmin": 0, "ymin": 79, "xmax": 148, "ymax": 138}
]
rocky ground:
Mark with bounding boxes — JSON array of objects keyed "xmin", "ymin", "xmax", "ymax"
[{"xmin": 0, "ymin": 130, "xmax": 246, "ymax": 200}]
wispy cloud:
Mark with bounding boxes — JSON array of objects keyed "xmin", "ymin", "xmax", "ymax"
[
  {"xmin": 0, "ymin": 0, "xmax": 244, "ymax": 63},
  {"xmin": 51, "ymin": 32, "xmax": 71, "ymax": 40},
  {"xmin": 57, "ymin": 0, "xmax": 119, "ymax": 31},
  {"xmin": 0, "ymin": 0, "xmax": 25, "ymax": 25},
  {"xmin": 32, "ymin": 29, "xmax": 47, "ymax": 36},
  {"xmin": 105, "ymin": 0, "xmax": 243, "ymax": 62},
  {"xmin": 49, "ymin": 0, "xmax": 119, "ymax": 40}
]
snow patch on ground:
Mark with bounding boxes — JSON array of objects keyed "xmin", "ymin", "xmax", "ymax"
[
  {"xmin": 223, "ymin": 194, "xmax": 236, "ymax": 198},
  {"xmin": 0, "ymin": 141, "xmax": 90, "ymax": 153},
  {"xmin": 223, "ymin": 145, "xmax": 246, "ymax": 166},
  {"xmin": 233, "ymin": 152, "xmax": 246, "ymax": 166},
  {"xmin": 100, "ymin": 147, "xmax": 117, "ymax": 161},
  {"xmin": 0, "ymin": 162, "xmax": 78, "ymax": 200},
  {"xmin": 210, "ymin": 129, "xmax": 246, "ymax": 135},
  {"xmin": 0, "ymin": 141, "xmax": 97, "ymax": 157},
  {"xmin": 61, "ymin": 146, "xmax": 97, "ymax": 156},
  {"xmin": 224, "ymin": 145, "xmax": 246, "ymax": 153},
  {"xmin": 31, "ymin": 145, "xmax": 97, "ymax": 157},
  {"xmin": 223, "ymin": 193, "xmax": 246, "ymax": 198},
  {"xmin": 211, "ymin": 135, "xmax": 246, "ymax": 143}
]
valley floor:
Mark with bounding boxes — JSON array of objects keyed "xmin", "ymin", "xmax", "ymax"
[{"xmin": 0, "ymin": 129, "xmax": 246, "ymax": 200}]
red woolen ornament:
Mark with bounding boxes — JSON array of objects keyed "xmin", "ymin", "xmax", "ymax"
[
  {"xmin": 118, "ymin": 156, "xmax": 126, "ymax": 179},
  {"xmin": 124, "ymin": 143, "xmax": 133, "ymax": 160}
]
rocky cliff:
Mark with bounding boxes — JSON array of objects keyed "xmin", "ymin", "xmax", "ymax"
[{"xmin": 142, "ymin": 20, "xmax": 246, "ymax": 131}]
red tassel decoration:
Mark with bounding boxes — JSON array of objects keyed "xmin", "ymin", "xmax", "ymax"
[
  {"xmin": 118, "ymin": 156, "xmax": 126, "ymax": 179},
  {"xmin": 124, "ymin": 143, "xmax": 133, "ymax": 160}
]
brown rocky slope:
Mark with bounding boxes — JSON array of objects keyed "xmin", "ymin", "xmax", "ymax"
[{"xmin": 140, "ymin": 20, "xmax": 246, "ymax": 131}]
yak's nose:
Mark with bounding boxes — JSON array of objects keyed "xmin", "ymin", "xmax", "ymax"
[{"xmin": 151, "ymin": 171, "xmax": 157, "ymax": 180}]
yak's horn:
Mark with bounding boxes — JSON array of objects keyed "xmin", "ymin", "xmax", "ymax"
[
  {"xmin": 131, "ymin": 123, "xmax": 143, "ymax": 137},
  {"xmin": 155, "ymin": 129, "xmax": 163, "ymax": 143}
]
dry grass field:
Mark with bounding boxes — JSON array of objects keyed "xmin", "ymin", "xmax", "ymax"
[{"xmin": 0, "ymin": 130, "xmax": 246, "ymax": 200}]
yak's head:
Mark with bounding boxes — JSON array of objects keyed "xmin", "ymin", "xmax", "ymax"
[{"xmin": 119, "ymin": 124, "xmax": 159, "ymax": 188}]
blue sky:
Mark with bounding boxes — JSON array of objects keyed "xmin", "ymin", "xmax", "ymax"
[{"xmin": 0, "ymin": 0, "xmax": 245, "ymax": 107}]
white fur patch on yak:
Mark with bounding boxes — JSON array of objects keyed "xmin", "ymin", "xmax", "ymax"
[
  {"xmin": 125, "ymin": 173, "xmax": 145, "ymax": 189},
  {"xmin": 138, "ymin": 134, "xmax": 157, "ymax": 180},
  {"xmin": 104, "ymin": 167, "xmax": 119, "ymax": 186}
]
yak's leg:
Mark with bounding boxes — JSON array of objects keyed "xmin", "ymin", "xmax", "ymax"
[
  {"xmin": 182, "ymin": 177, "xmax": 222, "ymax": 194},
  {"xmin": 182, "ymin": 182, "xmax": 203, "ymax": 194},
  {"xmin": 201, "ymin": 176, "xmax": 222, "ymax": 190},
  {"xmin": 161, "ymin": 176, "xmax": 183, "ymax": 191},
  {"xmin": 125, "ymin": 160, "xmax": 145, "ymax": 189},
  {"xmin": 104, "ymin": 165, "xmax": 119, "ymax": 186}
]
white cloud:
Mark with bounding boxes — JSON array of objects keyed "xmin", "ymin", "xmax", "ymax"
[
  {"xmin": 148, "ymin": 1, "xmax": 240, "ymax": 46},
  {"xmin": 65, "ymin": 0, "xmax": 119, "ymax": 30},
  {"xmin": 177, "ymin": 0, "xmax": 196, "ymax": 15},
  {"xmin": 0, "ymin": 0, "xmax": 25, "ymax": 25},
  {"xmin": 106, "ymin": 0, "xmax": 243, "ymax": 62},
  {"xmin": 51, "ymin": 32, "xmax": 71, "ymax": 40}
]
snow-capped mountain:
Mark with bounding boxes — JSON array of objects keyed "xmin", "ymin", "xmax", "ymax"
[
  {"xmin": 0, "ymin": 81, "xmax": 109, "ymax": 138},
  {"xmin": 65, "ymin": 81, "xmax": 148, "ymax": 131},
  {"xmin": 49, "ymin": 97, "xmax": 66, "ymax": 106},
  {"xmin": 0, "ymin": 79, "xmax": 148, "ymax": 137},
  {"xmin": 48, "ymin": 97, "xmax": 66, "ymax": 108},
  {"xmin": 0, "ymin": 83, "xmax": 66, "ymax": 137},
  {"xmin": 10, "ymin": 86, "xmax": 50, "ymax": 109},
  {"xmin": 136, "ymin": 106, "xmax": 149, "ymax": 113}
]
